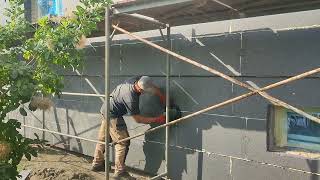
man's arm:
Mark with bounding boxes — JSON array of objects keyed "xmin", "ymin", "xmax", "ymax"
[{"xmin": 132, "ymin": 114, "xmax": 165, "ymax": 124}]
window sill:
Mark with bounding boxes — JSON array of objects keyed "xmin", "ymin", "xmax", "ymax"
[{"xmin": 281, "ymin": 151, "xmax": 320, "ymax": 159}]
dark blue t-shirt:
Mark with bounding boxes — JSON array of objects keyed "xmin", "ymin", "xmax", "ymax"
[{"xmin": 100, "ymin": 76, "xmax": 141, "ymax": 118}]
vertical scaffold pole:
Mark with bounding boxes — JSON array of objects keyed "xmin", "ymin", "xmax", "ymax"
[
  {"xmin": 105, "ymin": 6, "xmax": 111, "ymax": 180},
  {"xmin": 165, "ymin": 25, "xmax": 171, "ymax": 179}
]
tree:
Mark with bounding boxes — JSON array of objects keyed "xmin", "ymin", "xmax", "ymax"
[{"xmin": 0, "ymin": 0, "xmax": 111, "ymax": 179}]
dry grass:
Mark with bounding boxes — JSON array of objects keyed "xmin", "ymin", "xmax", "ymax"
[{"xmin": 30, "ymin": 96, "xmax": 53, "ymax": 111}]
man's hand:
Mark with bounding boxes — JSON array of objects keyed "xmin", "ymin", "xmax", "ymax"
[{"xmin": 154, "ymin": 115, "xmax": 166, "ymax": 124}]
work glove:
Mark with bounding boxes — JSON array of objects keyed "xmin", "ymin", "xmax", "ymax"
[{"xmin": 154, "ymin": 115, "xmax": 166, "ymax": 124}]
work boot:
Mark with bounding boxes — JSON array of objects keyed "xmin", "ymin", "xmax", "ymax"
[
  {"xmin": 91, "ymin": 162, "xmax": 105, "ymax": 172},
  {"xmin": 112, "ymin": 171, "xmax": 136, "ymax": 180},
  {"xmin": 92, "ymin": 161, "xmax": 113, "ymax": 172}
]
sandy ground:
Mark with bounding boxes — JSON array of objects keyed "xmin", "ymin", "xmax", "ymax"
[{"xmin": 18, "ymin": 147, "xmax": 151, "ymax": 180}]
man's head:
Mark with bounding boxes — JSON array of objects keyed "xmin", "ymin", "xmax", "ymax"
[{"xmin": 135, "ymin": 76, "xmax": 154, "ymax": 93}]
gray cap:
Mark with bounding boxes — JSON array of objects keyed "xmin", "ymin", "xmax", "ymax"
[{"xmin": 137, "ymin": 76, "xmax": 153, "ymax": 92}]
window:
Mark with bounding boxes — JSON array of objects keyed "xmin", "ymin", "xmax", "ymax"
[
  {"xmin": 25, "ymin": 0, "xmax": 65, "ymax": 23},
  {"xmin": 267, "ymin": 105, "xmax": 320, "ymax": 153},
  {"xmin": 37, "ymin": 0, "xmax": 63, "ymax": 17}
]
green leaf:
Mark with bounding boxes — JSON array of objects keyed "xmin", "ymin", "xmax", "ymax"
[
  {"xmin": 29, "ymin": 149, "xmax": 38, "ymax": 157},
  {"xmin": 38, "ymin": 17, "xmax": 49, "ymax": 27},
  {"xmin": 23, "ymin": 51, "xmax": 31, "ymax": 60},
  {"xmin": 76, "ymin": 6, "xmax": 85, "ymax": 14},
  {"xmin": 10, "ymin": 70, "xmax": 18, "ymax": 79},
  {"xmin": 44, "ymin": 52, "xmax": 50, "ymax": 60},
  {"xmin": 24, "ymin": 153, "xmax": 31, "ymax": 161},
  {"xmin": 19, "ymin": 107, "xmax": 27, "ymax": 116}
]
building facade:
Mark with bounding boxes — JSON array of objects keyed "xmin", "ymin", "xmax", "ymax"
[{"xmin": 4, "ymin": 1, "xmax": 320, "ymax": 179}]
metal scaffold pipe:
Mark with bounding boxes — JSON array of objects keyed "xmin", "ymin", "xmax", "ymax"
[
  {"xmin": 105, "ymin": 6, "xmax": 111, "ymax": 180},
  {"xmin": 165, "ymin": 26, "xmax": 171, "ymax": 178}
]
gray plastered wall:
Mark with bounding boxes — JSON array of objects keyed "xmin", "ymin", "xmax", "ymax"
[
  {"xmin": 0, "ymin": 0, "xmax": 10, "ymax": 25},
  {"xmin": 12, "ymin": 10, "xmax": 320, "ymax": 180}
]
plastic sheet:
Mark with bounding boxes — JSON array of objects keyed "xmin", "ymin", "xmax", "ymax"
[{"xmin": 38, "ymin": 0, "xmax": 63, "ymax": 17}]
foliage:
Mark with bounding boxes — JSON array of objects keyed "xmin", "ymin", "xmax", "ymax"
[
  {"xmin": 0, "ymin": 0, "xmax": 111, "ymax": 179},
  {"xmin": 0, "ymin": 119, "xmax": 45, "ymax": 179}
]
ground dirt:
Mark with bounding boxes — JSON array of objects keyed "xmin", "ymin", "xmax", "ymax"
[{"xmin": 19, "ymin": 147, "xmax": 151, "ymax": 180}]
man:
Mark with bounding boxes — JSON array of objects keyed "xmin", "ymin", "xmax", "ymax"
[{"xmin": 92, "ymin": 76, "xmax": 166, "ymax": 178}]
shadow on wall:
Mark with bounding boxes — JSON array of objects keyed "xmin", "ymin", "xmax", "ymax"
[
  {"xmin": 28, "ymin": 27, "xmax": 320, "ymax": 179},
  {"xmin": 138, "ymin": 92, "xmax": 166, "ymax": 175},
  {"xmin": 132, "ymin": 88, "xmax": 216, "ymax": 180},
  {"xmin": 307, "ymin": 160, "xmax": 320, "ymax": 180}
]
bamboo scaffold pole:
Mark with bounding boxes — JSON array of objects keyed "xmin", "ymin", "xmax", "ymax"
[
  {"xmin": 111, "ymin": 25, "xmax": 320, "ymax": 124},
  {"xmin": 114, "ymin": 67, "xmax": 320, "ymax": 145},
  {"xmin": 22, "ymin": 124, "xmax": 105, "ymax": 144}
]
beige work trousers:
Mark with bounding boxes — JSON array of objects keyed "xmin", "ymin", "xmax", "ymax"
[{"xmin": 93, "ymin": 116, "xmax": 130, "ymax": 174}]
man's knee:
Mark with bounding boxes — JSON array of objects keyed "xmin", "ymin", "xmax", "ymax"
[
  {"xmin": 116, "ymin": 129, "xmax": 130, "ymax": 147},
  {"xmin": 118, "ymin": 139, "xmax": 130, "ymax": 147},
  {"xmin": 115, "ymin": 141, "xmax": 129, "ymax": 153}
]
